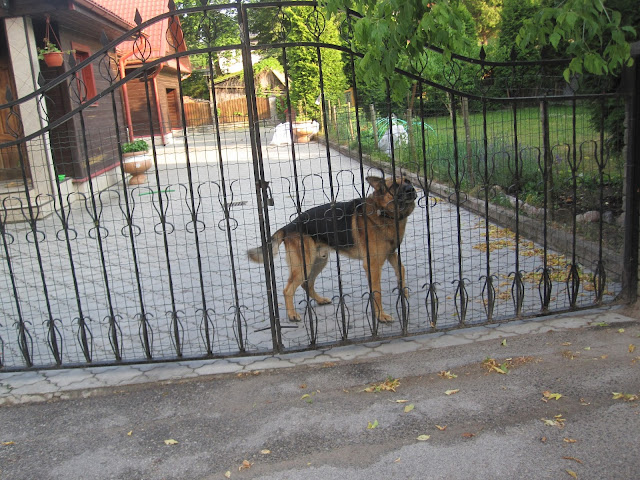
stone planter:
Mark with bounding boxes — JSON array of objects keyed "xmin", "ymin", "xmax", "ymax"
[
  {"xmin": 292, "ymin": 121, "xmax": 318, "ymax": 143},
  {"xmin": 122, "ymin": 152, "xmax": 152, "ymax": 185}
]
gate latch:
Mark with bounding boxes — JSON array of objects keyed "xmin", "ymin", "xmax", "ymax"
[{"xmin": 256, "ymin": 179, "xmax": 274, "ymax": 207}]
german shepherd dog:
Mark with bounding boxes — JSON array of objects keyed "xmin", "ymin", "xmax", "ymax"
[{"xmin": 248, "ymin": 175, "xmax": 417, "ymax": 323}]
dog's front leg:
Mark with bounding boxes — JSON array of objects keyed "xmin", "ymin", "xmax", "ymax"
[
  {"xmin": 387, "ymin": 252, "xmax": 409, "ymax": 299},
  {"xmin": 364, "ymin": 257, "xmax": 393, "ymax": 323}
]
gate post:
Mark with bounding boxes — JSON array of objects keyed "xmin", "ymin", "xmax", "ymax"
[
  {"xmin": 238, "ymin": 2, "xmax": 283, "ymax": 351},
  {"xmin": 622, "ymin": 41, "xmax": 640, "ymax": 301}
]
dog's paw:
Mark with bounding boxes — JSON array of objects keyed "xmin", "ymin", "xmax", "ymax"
[
  {"xmin": 288, "ymin": 312, "xmax": 302, "ymax": 322},
  {"xmin": 378, "ymin": 312, "xmax": 393, "ymax": 324},
  {"xmin": 315, "ymin": 296, "xmax": 332, "ymax": 305}
]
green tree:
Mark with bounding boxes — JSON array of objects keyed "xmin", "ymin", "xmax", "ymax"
[
  {"xmin": 463, "ymin": 0, "xmax": 503, "ymax": 44},
  {"xmin": 325, "ymin": 0, "xmax": 636, "ymax": 86},
  {"xmin": 174, "ymin": 0, "xmax": 240, "ymax": 98},
  {"xmin": 252, "ymin": 6, "xmax": 348, "ymax": 120}
]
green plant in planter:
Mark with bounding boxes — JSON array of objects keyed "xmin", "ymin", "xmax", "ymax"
[
  {"xmin": 37, "ymin": 39, "xmax": 73, "ymax": 59},
  {"xmin": 121, "ymin": 140, "xmax": 149, "ymax": 154}
]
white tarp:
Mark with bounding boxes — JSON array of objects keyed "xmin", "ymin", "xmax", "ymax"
[{"xmin": 378, "ymin": 121, "xmax": 408, "ymax": 156}]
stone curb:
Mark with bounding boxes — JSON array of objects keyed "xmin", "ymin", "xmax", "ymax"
[{"xmin": 0, "ymin": 306, "xmax": 635, "ymax": 406}]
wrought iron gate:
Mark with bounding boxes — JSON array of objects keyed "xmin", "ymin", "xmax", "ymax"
[{"xmin": 0, "ymin": 2, "xmax": 637, "ymax": 371}]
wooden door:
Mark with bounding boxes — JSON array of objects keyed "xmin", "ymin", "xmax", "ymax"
[{"xmin": 0, "ymin": 58, "xmax": 29, "ymax": 182}]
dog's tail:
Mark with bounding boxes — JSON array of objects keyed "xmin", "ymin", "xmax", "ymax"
[{"xmin": 247, "ymin": 229, "xmax": 285, "ymax": 263}]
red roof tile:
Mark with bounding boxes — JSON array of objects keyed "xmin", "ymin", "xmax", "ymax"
[{"xmin": 94, "ymin": 0, "xmax": 191, "ymax": 72}]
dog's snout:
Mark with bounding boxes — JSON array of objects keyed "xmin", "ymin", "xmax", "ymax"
[{"xmin": 401, "ymin": 182, "xmax": 417, "ymax": 200}]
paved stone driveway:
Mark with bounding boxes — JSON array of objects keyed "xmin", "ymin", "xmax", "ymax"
[{"xmin": 0, "ymin": 125, "xmax": 619, "ymax": 369}]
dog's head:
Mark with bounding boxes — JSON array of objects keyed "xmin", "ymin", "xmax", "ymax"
[{"xmin": 366, "ymin": 175, "xmax": 417, "ymax": 218}]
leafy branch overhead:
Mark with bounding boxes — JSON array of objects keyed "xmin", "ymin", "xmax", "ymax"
[
  {"xmin": 324, "ymin": 0, "xmax": 636, "ymax": 85},
  {"xmin": 516, "ymin": 0, "xmax": 637, "ymax": 81}
]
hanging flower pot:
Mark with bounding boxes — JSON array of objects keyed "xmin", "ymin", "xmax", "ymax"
[{"xmin": 42, "ymin": 51, "xmax": 64, "ymax": 68}]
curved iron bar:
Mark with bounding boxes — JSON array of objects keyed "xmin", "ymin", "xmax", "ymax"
[
  {"xmin": 594, "ymin": 98, "xmax": 609, "ymax": 305},
  {"xmin": 117, "ymin": 188, "xmax": 142, "ymax": 237},
  {"xmin": 52, "ymin": 193, "xmax": 78, "ymax": 241},
  {"xmin": 332, "ymin": 294, "xmax": 351, "ymax": 341},
  {"xmin": 423, "ymin": 282, "xmax": 439, "ymax": 329},
  {"xmin": 566, "ymin": 100, "xmax": 583, "ymax": 309},
  {"xmin": 167, "ymin": 310, "xmax": 185, "ymax": 358},
  {"xmin": 44, "ymin": 317, "xmax": 64, "ymax": 366},
  {"xmin": 104, "ymin": 313, "xmax": 123, "ymax": 362},
  {"xmin": 452, "ymin": 278, "xmax": 469, "ymax": 325},
  {"xmin": 0, "ymin": 333, "xmax": 4, "ymax": 368},
  {"xmin": 230, "ymin": 305, "xmax": 248, "ymax": 353},
  {"xmin": 181, "ymin": 183, "xmax": 206, "ymax": 234},
  {"xmin": 149, "ymin": 186, "xmax": 176, "ymax": 236},
  {"xmin": 480, "ymin": 274, "xmax": 497, "ymax": 321},
  {"xmin": 537, "ymin": 266, "xmax": 553, "ymax": 309},
  {"xmin": 136, "ymin": 312, "xmax": 154, "ymax": 359},
  {"xmin": 394, "ymin": 286, "xmax": 411, "ymax": 331},
  {"xmin": 510, "ymin": 270, "xmax": 525, "ymax": 317},
  {"xmin": 84, "ymin": 191, "xmax": 111, "ymax": 240},
  {"xmin": 296, "ymin": 298, "xmax": 317, "ymax": 346},
  {"xmin": 102, "ymin": 34, "xmax": 150, "ymax": 363},
  {"xmin": 74, "ymin": 315, "xmax": 94, "ymax": 363},
  {"xmin": 14, "ymin": 319, "xmax": 34, "ymax": 368},
  {"xmin": 197, "ymin": 307, "xmax": 215, "ymax": 356},
  {"xmin": 538, "ymin": 104, "xmax": 553, "ymax": 312}
]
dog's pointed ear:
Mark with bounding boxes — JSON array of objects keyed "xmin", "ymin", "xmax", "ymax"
[{"xmin": 366, "ymin": 176, "xmax": 385, "ymax": 192}]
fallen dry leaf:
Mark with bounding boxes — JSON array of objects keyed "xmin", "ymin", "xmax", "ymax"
[
  {"xmin": 462, "ymin": 432, "xmax": 475, "ymax": 438},
  {"xmin": 239, "ymin": 460, "xmax": 252, "ymax": 471},
  {"xmin": 164, "ymin": 439, "xmax": 179, "ymax": 445},
  {"xmin": 563, "ymin": 457, "xmax": 583, "ymax": 464},
  {"xmin": 542, "ymin": 391, "xmax": 563, "ymax": 402},
  {"xmin": 541, "ymin": 436, "xmax": 547, "ymax": 443},
  {"xmin": 629, "ymin": 344, "xmax": 636, "ymax": 354},
  {"xmin": 612, "ymin": 392, "xmax": 639, "ymax": 402},
  {"xmin": 435, "ymin": 425, "xmax": 447, "ymax": 431},
  {"xmin": 404, "ymin": 404, "xmax": 415, "ymax": 413},
  {"xmin": 395, "ymin": 399, "xmax": 409, "ymax": 404},
  {"xmin": 564, "ymin": 438, "xmax": 578, "ymax": 443},
  {"xmin": 439, "ymin": 370, "xmax": 457, "ymax": 379},
  {"xmin": 618, "ymin": 328, "xmax": 625, "ymax": 333},
  {"xmin": 561, "ymin": 342, "xmax": 572, "ymax": 346},
  {"xmin": 365, "ymin": 377, "xmax": 400, "ymax": 393},
  {"xmin": 445, "ymin": 389, "xmax": 460, "ymax": 396},
  {"xmin": 394, "ymin": 457, "xmax": 401, "ymax": 463},
  {"xmin": 483, "ymin": 358, "xmax": 509, "ymax": 374},
  {"xmin": 260, "ymin": 449, "xmax": 271, "ymax": 455},
  {"xmin": 367, "ymin": 420, "xmax": 379, "ymax": 429},
  {"xmin": 323, "ymin": 362, "xmax": 337, "ymax": 368},
  {"xmin": 416, "ymin": 435, "xmax": 431, "ymax": 441},
  {"xmin": 541, "ymin": 415, "xmax": 566, "ymax": 428},
  {"xmin": 127, "ymin": 431, "xmax": 133, "ymax": 436},
  {"xmin": 224, "ymin": 471, "xmax": 231, "ymax": 479},
  {"xmin": 566, "ymin": 469, "xmax": 578, "ymax": 478},
  {"xmin": 2, "ymin": 441, "xmax": 15, "ymax": 446}
]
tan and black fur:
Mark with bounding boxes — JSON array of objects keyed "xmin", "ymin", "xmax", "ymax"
[{"xmin": 248, "ymin": 176, "xmax": 417, "ymax": 323}]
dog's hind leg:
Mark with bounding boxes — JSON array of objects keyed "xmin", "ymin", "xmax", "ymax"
[
  {"xmin": 303, "ymin": 247, "xmax": 331, "ymax": 306},
  {"xmin": 283, "ymin": 236, "xmax": 317, "ymax": 322},
  {"xmin": 387, "ymin": 252, "xmax": 409, "ymax": 298},
  {"xmin": 364, "ymin": 256, "xmax": 393, "ymax": 323}
]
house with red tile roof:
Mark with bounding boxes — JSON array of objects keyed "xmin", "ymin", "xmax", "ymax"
[
  {"xmin": 95, "ymin": 0, "xmax": 193, "ymax": 143},
  {"xmin": 0, "ymin": 0, "xmax": 134, "ymax": 203},
  {"xmin": 0, "ymin": 0, "xmax": 192, "ymax": 216}
]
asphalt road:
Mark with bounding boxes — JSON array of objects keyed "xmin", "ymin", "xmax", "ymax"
[{"xmin": 1, "ymin": 313, "xmax": 639, "ymax": 480}]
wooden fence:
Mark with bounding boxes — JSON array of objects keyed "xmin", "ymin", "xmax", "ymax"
[{"xmin": 184, "ymin": 102, "xmax": 212, "ymax": 127}]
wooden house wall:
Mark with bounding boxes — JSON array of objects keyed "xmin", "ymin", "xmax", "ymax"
[
  {"xmin": 40, "ymin": 27, "xmax": 127, "ymax": 180},
  {"xmin": 126, "ymin": 71, "xmax": 183, "ymax": 139}
]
